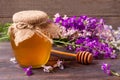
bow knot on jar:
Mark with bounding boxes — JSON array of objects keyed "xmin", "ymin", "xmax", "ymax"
[{"xmin": 15, "ymin": 22, "xmax": 33, "ymax": 29}]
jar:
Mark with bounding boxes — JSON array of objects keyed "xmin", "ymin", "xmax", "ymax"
[{"xmin": 8, "ymin": 10, "xmax": 54, "ymax": 68}]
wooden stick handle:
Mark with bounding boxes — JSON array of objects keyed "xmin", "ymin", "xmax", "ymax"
[{"xmin": 51, "ymin": 49, "xmax": 76, "ymax": 57}]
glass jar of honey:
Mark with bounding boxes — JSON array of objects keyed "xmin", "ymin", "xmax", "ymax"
[
  {"xmin": 8, "ymin": 10, "xmax": 60, "ymax": 68},
  {"xmin": 10, "ymin": 32, "xmax": 52, "ymax": 68}
]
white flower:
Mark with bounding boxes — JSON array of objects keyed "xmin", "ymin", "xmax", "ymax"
[
  {"xmin": 54, "ymin": 13, "xmax": 60, "ymax": 18},
  {"xmin": 42, "ymin": 65, "xmax": 53, "ymax": 73},
  {"xmin": 53, "ymin": 60, "xmax": 64, "ymax": 70},
  {"xmin": 63, "ymin": 15, "xmax": 68, "ymax": 20},
  {"xmin": 10, "ymin": 57, "xmax": 17, "ymax": 64}
]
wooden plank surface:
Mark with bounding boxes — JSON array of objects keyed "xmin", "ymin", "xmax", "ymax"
[
  {"xmin": 0, "ymin": 42, "xmax": 120, "ymax": 80},
  {"xmin": 0, "ymin": 0, "xmax": 120, "ymax": 28},
  {"xmin": 0, "ymin": 0, "xmax": 120, "ymax": 17}
]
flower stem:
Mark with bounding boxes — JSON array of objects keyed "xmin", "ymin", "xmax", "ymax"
[
  {"xmin": 53, "ymin": 39, "xmax": 71, "ymax": 45},
  {"xmin": 111, "ymin": 70, "xmax": 120, "ymax": 77},
  {"xmin": 53, "ymin": 39, "xmax": 81, "ymax": 47}
]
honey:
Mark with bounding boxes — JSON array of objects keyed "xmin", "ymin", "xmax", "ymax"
[{"xmin": 10, "ymin": 33, "xmax": 52, "ymax": 68}]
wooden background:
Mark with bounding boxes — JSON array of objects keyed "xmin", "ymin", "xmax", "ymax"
[{"xmin": 0, "ymin": 0, "xmax": 120, "ymax": 29}]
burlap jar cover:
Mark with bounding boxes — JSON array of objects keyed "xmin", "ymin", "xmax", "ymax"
[{"xmin": 8, "ymin": 10, "xmax": 61, "ymax": 46}]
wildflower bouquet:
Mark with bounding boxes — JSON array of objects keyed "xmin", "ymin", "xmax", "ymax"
[
  {"xmin": 53, "ymin": 13, "xmax": 119, "ymax": 59},
  {"xmin": 51, "ymin": 13, "xmax": 120, "ymax": 77}
]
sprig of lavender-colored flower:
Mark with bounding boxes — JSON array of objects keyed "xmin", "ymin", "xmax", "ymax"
[
  {"xmin": 75, "ymin": 36, "xmax": 115, "ymax": 59},
  {"xmin": 54, "ymin": 13, "xmax": 105, "ymax": 38},
  {"xmin": 101, "ymin": 63, "xmax": 120, "ymax": 77},
  {"xmin": 23, "ymin": 66, "xmax": 33, "ymax": 76}
]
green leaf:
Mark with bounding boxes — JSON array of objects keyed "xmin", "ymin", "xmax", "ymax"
[{"xmin": 0, "ymin": 23, "xmax": 11, "ymax": 42}]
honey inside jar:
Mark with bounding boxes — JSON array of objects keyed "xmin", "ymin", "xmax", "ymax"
[{"xmin": 10, "ymin": 33, "xmax": 52, "ymax": 68}]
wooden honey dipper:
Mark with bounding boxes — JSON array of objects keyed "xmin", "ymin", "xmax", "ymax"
[{"xmin": 51, "ymin": 49, "xmax": 93, "ymax": 64}]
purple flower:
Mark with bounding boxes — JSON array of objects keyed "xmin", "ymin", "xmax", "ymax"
[
  {"xmin": 104, "ymin": 47, "xmax": 113, "ymax": 58},
  {"xmin": 55, "ymin": 17, "xmax": 62, "ymax": 23},
  {"xmin": 23, "ymin": 66, "xmax": 33, "ymax": 76},
  {"xmin": 80, "ymin": 15, "xmax": 87, "ymax": 21},
  {"xmin": 106, "ymin": 70, "xmax": 112, "ymax": 75},
  {"xmin": 110, "ymin": 53, "xmax": 117, "ymax": 59},
  {"xmin": 93, "ymin": 51, "xmax": 100, "ymax": 58},
  {"xmin": 101, "ymin": 63, "xmax": 120, "ymax": 76},
  {"xmin": 62, "ymin": 19, "xmax": 70, "ymax": 29},
  {"xmin": 75, "ymin": 47, "xmax": 87, "ymax": 52},
  {"xmin": 54, "ymin": 13, "xmax": 62, "ymax": 23},
  {"xmin": 76, "ymin": 22, "xmax": 85, "ymax": 31},
  {"xmin": 101, "ymin": 63, "xmax": 112, "ymax": 75},
  {"xmin": 75, "ymin": 37, "xmax": 85, "ymax": 44},
  {"xmin": 67, "ymin": 45, "xmax": 74, "ymax": 51},
  {"xmin": 101, "ymin": 63, "xmax": 110, "ymax": 70}
]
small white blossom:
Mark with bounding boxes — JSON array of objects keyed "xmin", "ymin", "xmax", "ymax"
[
  {"xmin": 42, "ymin": 65, "xmax": 53, "ymax": 73},
  {"xmin": 54, "ymin": 13, "xmax": 60, "ymax": 18},
  {"xmin": 53, "ymin": 60, "xmax": 64, "ymax": 70},
  {"xmin": 63, "ymin": 15, "xmax": 68, "ymax": 20},
  {"xmin": 10, "ymin": 57, "xmax": 17, "ymax": 64}
]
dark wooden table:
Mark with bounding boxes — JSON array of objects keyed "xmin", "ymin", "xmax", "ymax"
[{"xmin": 0, "ymin": 42, "xmax": 120, "ymax": 80}]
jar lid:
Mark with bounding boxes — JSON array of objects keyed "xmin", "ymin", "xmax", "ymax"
[{"xmin": 13, "ymin": 10, "xmax": 48, "ymax": 24}]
